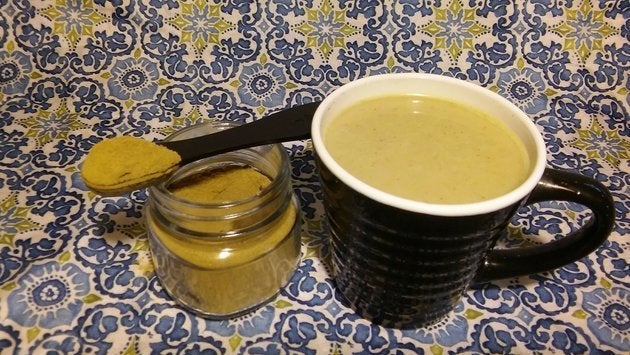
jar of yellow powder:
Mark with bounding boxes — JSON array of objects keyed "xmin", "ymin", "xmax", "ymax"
[{"xmin": 146, "ymin": 121, "xmax": 302, "ymax": 318}]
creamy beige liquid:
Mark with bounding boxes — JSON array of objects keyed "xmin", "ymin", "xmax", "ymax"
[{"xmin": 323, "ymin": 94, "xmax": 531, "ymax": 204}]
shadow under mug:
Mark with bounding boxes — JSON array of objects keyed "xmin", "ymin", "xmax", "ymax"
[{"xmin": 311, "ymin": 73, "xmax": 615, "ymax": 328}]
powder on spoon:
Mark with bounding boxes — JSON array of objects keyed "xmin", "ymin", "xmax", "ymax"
[{"xmin": 81, "ymin": 136, "xmax": 181, "ymax": 195}]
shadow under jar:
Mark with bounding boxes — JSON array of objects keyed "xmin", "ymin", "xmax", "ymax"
[{"xmin": 146, "ymin": 121, "xmax": 302, "ymax": 319}]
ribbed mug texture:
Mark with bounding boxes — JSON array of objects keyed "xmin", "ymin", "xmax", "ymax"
[{"xmin": 319, "ymin": 160, "xmax": 519, "ymax": 327}]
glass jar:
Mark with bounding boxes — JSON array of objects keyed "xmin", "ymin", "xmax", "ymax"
[{"xmin": 146, "ymin": 121, "xmax": 301, "ymax": 318}]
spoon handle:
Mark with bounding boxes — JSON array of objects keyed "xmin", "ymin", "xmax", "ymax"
[{"xmin": 159, "ymin": 102, "xmax": 321, "ymax": 165}]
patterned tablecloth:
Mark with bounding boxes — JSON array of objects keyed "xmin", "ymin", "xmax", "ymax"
[{"xmin": 0, "ymin": 1, "xmax": 628, "ymax": 353}]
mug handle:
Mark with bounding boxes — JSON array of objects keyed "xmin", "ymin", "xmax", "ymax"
[{"xmin": 473, "ymin": 168, "xmax": 616, "ymax": 284}]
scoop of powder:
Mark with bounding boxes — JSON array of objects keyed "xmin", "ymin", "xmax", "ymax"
[
  {"xmin": 81, "ymin": 136, "xmax": 181, "ymax": 195},
  {"xmin": 168, "ymin": 166, "xmax": 272, "ymax": 203}
]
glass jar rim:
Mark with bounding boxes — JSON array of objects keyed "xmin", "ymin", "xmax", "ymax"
[{"xmin": 148, "ymin": 121, "xmax": 291, "ymax": 209}]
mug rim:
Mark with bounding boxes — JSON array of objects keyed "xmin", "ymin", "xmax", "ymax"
[{"xmin": 311, "ymin": 73, "xmax": 547, "ymax": 217}]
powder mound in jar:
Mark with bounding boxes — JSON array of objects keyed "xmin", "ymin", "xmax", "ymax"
[
  {"xmin": 81, "ymin": 136, "xmax": 181, "ymax": 194},
  {"xmin": 168, "ymin": 166, "xmax": 272, "ymax": 203}
]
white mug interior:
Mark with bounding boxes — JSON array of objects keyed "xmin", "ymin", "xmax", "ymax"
[{"xmin": 311, "ymin": 73, "xmax": 547, "ymax": 217}]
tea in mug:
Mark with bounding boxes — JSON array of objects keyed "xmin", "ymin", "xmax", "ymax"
[{"xmin": 323, "ymin": 94, "xmax": 531, "ymax": 204}]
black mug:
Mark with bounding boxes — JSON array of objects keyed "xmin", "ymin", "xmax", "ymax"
[{"xmin": 310, "ymin": 74, "xmax": 615, "ymax": 327}]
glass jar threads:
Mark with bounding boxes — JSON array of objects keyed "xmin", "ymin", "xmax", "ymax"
[{"xmin": 146, "ymin": 121, "xmax": 301, "ymax": 318}]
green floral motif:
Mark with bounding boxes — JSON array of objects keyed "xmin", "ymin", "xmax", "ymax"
[
  {"xmin": 292, "ymin": 0, "xmax": 360, "ymax": 61},
  {"xmin": 21, "ymin": 106, "xmax": 84, "ymax": 146},
  {"xmin": 420, "ymin": 0, "xmax": 490, "ymax": 62},
  {"xmin": 169, "ymin": 0, "xmax": 235, "ymax": 55},
  {"xmin": 0, "ymin": 195, "xmax": 39, "ymax": 245},
  {"xmin": 569, "ymin": 119, "xmax": 629, "ymax": 169},
  {"xmin": 41, "ymin": 0, "xmax": 106, "ymax": 47},
  {"xmin": 549, "ymin": 0, "xmax": 618, "ymax": 64}
]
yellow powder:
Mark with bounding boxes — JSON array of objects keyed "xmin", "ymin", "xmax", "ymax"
[
  {"xmin": 168, "ymin": 166, "xmax": 271, "ymax": 203},
  {"xmin": 147, "ymin": 165, "xmax": 300, "ymax": 316},
  {"xmin": 81, "ymin": 136, "xmax": 181, "ymax": 195}
]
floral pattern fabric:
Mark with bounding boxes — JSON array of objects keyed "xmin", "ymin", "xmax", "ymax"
[{"xmin": 0, "ymin": 0, "xmax": 628, "ymax": 353}]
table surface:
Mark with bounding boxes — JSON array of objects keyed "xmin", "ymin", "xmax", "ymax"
[{"xmin": 0, "ymin": 1, "xmax": 628, "ymax": 354}]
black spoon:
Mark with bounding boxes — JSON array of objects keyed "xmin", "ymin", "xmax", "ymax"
[{"xmin": 159, "ymin": 101, "xmax": 321, "ymax": 165}]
